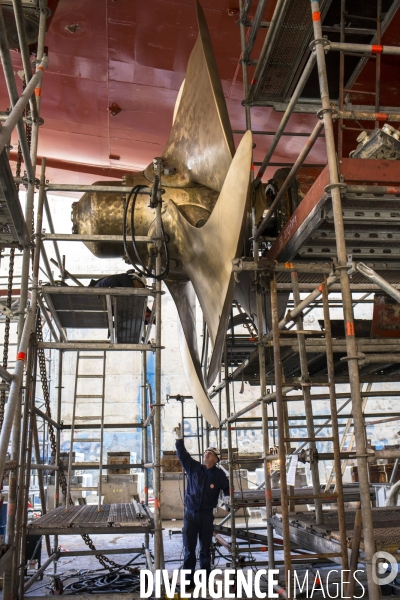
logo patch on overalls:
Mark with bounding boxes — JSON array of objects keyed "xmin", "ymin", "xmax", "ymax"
[{"xmin": 210, "ymin": 484, "xmax": 214, "ymax": 488}]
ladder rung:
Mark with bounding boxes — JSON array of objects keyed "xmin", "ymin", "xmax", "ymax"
[
  {"xmin": 73, "ymin": 438, "xmax": 101, "ymax": 442},
  {"xmin": 70, "ymin": 487, "xmax": 98, "ymax": 491},
  {"xmin": 74, "ymin": 416, "xmax": 102, "ymax": 421},
  {"xmin": 78, "ymin": 355, "xmax": 105, "ymax": 359},
  {"xmin": 284, "ymin": 437, "xmax": 334, "ymax": 442},
  {"xmin": 76, "ymin": 395, "xmax": 103, "ymax": 398},
  {"xmin": 77, "ymin": 375, "xmax": 104, "ymax": 379}
]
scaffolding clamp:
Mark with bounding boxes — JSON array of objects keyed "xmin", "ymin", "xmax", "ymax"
[
  {"xmin": 0, "ymin": 301, "xmax": 13, "ymax": 319},
  {"xmin": 309, "ymin": 37, "xmax": 330, "ymax": 53},
  {"xmin": 339, "ymin": 354, "xmax": 364, "ymax": 362},
  {"xmin": 317, "ymin": 106, "xmax": 340, "ymax": 121},
  {"xmin": 354, "ymin": 449, "xmax": 375, "ymax": 463},
  {"xmin": 324, "ymin": 182, "xmax": 348, "ymax": 194},
  {"xmin": 298, "ymin": 447, "xmax": 319, "ymax": 465}
]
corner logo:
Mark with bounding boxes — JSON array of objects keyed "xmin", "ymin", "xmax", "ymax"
[{"xmin": 372, "ymin": 551, "xmax": 399, "ymax": 586}]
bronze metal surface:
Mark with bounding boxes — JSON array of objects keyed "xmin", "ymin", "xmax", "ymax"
[
  {"xmin": 162, "ymin": 131, "xmax": 252, "ymax": 389},
  {"xmin": 143, "ymin": 1, "xmax": 235, "ymax": 192},
  {"xmin": 166, "ymin": 279, "xmax": 219, "ymax": 428},
  {"xmin": 71, "ymin": 2, "xmax": 252, "ymax": 426},
  {"xmin": 72, "ymin": 176, "xmax": 218, "ymax": 267}
]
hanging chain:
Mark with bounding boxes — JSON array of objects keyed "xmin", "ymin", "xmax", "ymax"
[
  {"xmin": 233, "ymin": 300, "xmax": 258, "ymax": 339},
  {"xmin": 0, "ymin": 249, "xmax": 15, "ymax": 432},
  {"xmin": 35, "ymin": 317, "xmax": 138, "ymax": 574}
]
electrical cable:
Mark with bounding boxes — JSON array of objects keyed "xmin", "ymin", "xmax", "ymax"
[
  {"xmin": 200, "ymin": 319, "xmax": 207, "ymax": 374},
  {"xmin": 122, "ymin": 185, "xmax": 170, "ymax": 280},
  {"xmin": 60, "ymin": 555, "xmax": 142, "ymax": 594}
]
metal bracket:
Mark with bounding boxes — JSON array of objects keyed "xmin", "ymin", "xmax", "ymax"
[
  {"xmin": 324, "ymin": 182, "xmax": 348, "ymax": 194},
  {"xmin": 317, "ymin": 106, "xmax": 340, "ymax": 120},
  {"xmin": 0, "ymin": 302, "xmax": 13, "ymax": 318},
  {"xmin": 309, "ymin": 37, "xmax": 330, "ymax": 58},
  {"xmin": 298, "ymin": 447, "xmax": 319, "ymax": 464},
  {"xmin": 339, "ymin": 354, "xmax": 363, "ymax": 362}
]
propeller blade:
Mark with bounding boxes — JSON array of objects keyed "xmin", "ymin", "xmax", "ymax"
[
  {"xmin": 163, "ymin": 131, "xmax": 253, "ymax": 389},
  {"xmin": 144, "ymin": 0, "xmax": 235, "ymax": 192},
  {"xmin": 166, "ymin": 279, "xmax": 220, "ymax": 428}
]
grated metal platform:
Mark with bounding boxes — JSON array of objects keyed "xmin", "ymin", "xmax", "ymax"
[
  {"xmin": 43, "ymin": 289, "xmax": 147, "ymax": 343},
  {"xmin": 266, "ymin": 159, "xmax": 400, "ymax": 265},
  {"xmin": 249, "ymin": 0, "xmax": 332, "ymax": 103},
  {"xmin": 225, "ymin": 486, "xmax": 375, "ymax": 509},
  {"xmin": 27, "ymin": 503, "xmax": 154, "ymax": 536},
  {"xmin": 272, "ymin": 507, "xmax": 400, "ymax": 557},
  {"xmin": 249, "ymin": 0, "xmax": 398, "ymax": 104},
  {"xmin": 0, "ymin": 149, "xmax": 30, "ymax": 248},
  {"xmin": 112, "ymin": 294, "xmax": 147, "ymax": 344}
]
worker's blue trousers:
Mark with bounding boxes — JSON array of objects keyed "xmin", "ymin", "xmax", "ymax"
[{"xmin": 182, "ymin": 509, "xmax": 214, "ymax": 583}]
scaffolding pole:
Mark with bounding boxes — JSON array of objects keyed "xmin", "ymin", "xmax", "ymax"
[
  {"xmin": 153, "ymin": 158, "xmax": 165, "ymax": 578},
  {"xmin": 311, "ymin": 2, "xmax": 379, "ymax": 596},
  {"xmin": 270, "ymin": 275, "xmax": 292, "ymax": 595},
  {"xmin": 291, "ymin": 272, "xmax": 323, "ymax": 524}
]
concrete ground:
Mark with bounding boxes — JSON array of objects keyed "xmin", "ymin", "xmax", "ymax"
[{"xmin": 2, "ymin": 516, "xmax": 399, "ymax": 598}]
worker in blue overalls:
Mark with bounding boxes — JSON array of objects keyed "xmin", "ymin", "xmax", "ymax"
[{"xmin": 174, "ymin": 423, "xmax": 229, "ymax": 588}]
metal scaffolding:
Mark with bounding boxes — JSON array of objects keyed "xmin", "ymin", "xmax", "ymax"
[
  {"xmin": 0, "ymin": 3, "xmax": 166, "ymax": 597},
  {"xmin": 209, "ymin": 1, "xmax": 400, "ymax": 598},
  {"xmin": 1, "ymin": 0, "xmax": 400, "ymax": 598}
]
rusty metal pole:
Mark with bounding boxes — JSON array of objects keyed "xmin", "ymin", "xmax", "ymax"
[
  {"xmin": 348, "ymin": 507, "xmax": 363, "ymax": 599},
  {"xmin": 254, "ymin": 249, "xmax": 275, "ymax": 569},
  {"xmin": 142, "ymin": 349, "xmax": 149, "ymax": 549},
  {"xmin": 291, "ymin": 272, "xmax": 323, "ymax": 524},
  {"xmin": 153, "ymin": 159, "xmax": 164, "ymax": 579},
  {"xmin": 321, "ymin": 278, "xmax": 349, "ymax": 572},
  {"xmin": 18, "ymin": 351, "xmax": 37, "ymax": 600},
  {"xmin": 374, "ymin": 0, "xmax": 382, "ymax": 128},
  {"xmin": 224, "ymin": 344, "xmax": 237, "ymax": 570},
  {"xmin": 337, "ymin": 0, "xmax": 345, "ymax": 160},
  {"xmin": 10, "ymin": 332, "xmax": 35, "ymax": 596},
  {"xmin": 14, "ymin": 158, "xmax": 47, "ymax": 597},
  {"xmin": 238, "ymin": 0, "xmax": 251, "ymax": 131},
  {"xmin": 31, "ymin": 415, "xmax": 51, "ymax": 555},
  {"xmin": 311, "ymin": 3, "xmax": 379, "ymax": 597},
  {"xmin": 271, "ymin": 274, "xmax": 292, "ymax": 596},
  {"xmin": 282, "ymin": 392, "xmax": 295, "ymax": 514}
]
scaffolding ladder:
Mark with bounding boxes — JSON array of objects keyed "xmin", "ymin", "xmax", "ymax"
[{"xmin": 66, "ymin": 350, "xmax": 106, "ymax": 512}]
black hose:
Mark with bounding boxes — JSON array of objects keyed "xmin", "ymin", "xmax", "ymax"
[
  {"xmin": 62, "ymin": 555, "xmax": 141, "ymax": 594},
  {"xmin": 63, "ymin": 572, "xmax": 141, "ymax": 594},
  {"xmin": 123, "ymin": 185, "xmax": 170, "ymax": 280}
]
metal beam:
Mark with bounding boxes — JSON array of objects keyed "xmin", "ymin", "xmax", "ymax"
[{"xmin": 38, "ymin": 342, "xmax": 153, "ymax": 351}]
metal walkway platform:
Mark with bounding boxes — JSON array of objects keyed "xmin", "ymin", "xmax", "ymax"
[
  {"xmin": 27, "ymin": 503, "xmax": 154, "ymax": 536},
  {"xmin": 247, "ymin": 0, "xmax": 399, "ymax": 105},
  {"xmin": 247, "ymin": 0, "xmax": 333, "ymax": 103},
  {"xmin": 225, "ymin": 485, "xmax": 374, "ymax": 509},
  {"xmin": 42, "ymin": 286, "xmax": 148, "ymax": 344},
  {"xmin": 271, "ymin": 506, "xmax": 400, "ymax": 560},
  {"xmin": 0, "ymin": 149, "xmax": 29, "ymax": 248},
  {"xmin": 266, "ymin": 159, "xmax": 400, "ymax": 265}
]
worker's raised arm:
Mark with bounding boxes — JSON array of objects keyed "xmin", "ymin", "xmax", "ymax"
[{"xmin": 174, "ymin": 424, "xmax": 198, "ymax": 474}]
